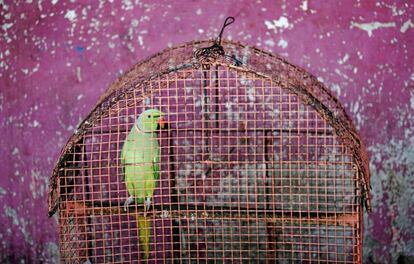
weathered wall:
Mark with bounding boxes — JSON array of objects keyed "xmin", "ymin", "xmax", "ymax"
[{"xmin": 0, "ymin": 0, "xmax": 413, "ymax": 263}]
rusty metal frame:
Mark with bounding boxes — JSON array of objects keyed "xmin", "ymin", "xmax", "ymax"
[{"xmin": 48, "ymin": 40, "xmax": 370, "ymax": 263}]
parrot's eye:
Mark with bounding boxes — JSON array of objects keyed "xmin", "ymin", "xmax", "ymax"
[{"xmin": 148, "ymin": 115, "xmax": 151, "ymax": 118}]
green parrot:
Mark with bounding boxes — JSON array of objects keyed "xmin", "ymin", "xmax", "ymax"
[{"xmin": 121, "ymin": 109, "xmax": 166, "ymax": 261}]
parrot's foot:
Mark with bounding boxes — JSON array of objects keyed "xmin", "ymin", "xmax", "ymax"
[{"xmin": 123, "ymin": 196, "xmax": 134, "ymax": 212}]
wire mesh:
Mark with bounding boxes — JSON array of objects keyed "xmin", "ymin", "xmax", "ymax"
[{"xmin": 50, "ymin": 40, "xmax": 367, "ymax": 263}]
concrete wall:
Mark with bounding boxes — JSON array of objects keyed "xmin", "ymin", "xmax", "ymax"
[{"xmin": 0, "ymin": 0, "xmax": 413, "ymax": 263}]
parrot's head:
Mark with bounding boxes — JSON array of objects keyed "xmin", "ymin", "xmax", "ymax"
[{"xmin": 136, "ymin": 109, "xmax": 166, "ymax": 132}]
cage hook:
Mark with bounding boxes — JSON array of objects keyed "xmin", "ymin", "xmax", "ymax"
[
  {"xmin": 194, "ymin": 16, "xmax": 237, "ymax": 69},
  {"xmin": 216, "ymin": 16, "xmax": 235, "ymax": 46}
]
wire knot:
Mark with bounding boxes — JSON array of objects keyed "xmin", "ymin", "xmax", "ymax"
[{"xmin": 194, "ymin": 17, "xmax": 236, "ymax": 69}]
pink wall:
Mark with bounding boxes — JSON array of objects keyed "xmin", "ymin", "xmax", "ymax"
[{"xmin": 1, "ymin": 1, "xmax": 413, "ymax": 262}]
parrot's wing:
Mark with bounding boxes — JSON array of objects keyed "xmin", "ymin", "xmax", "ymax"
[
  {"xmin": 120, "ymin": 139, "xmax": 127, "ymax": 173},
  {"xmin": 153, "ymin": 148, "xmax": 160, "ymax": 180},
  {"xmin": 121, "ymin": 139, "xmax": 135, "ymax": 199}
]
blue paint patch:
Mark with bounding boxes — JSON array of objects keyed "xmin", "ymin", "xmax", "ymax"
[
  {"xmin": 75, "ymin": 46, "xmax": 85, "ymax": 54},
  {"xmin": 75, "ymin": 45, "xmax": 85, "ymax": 60}
]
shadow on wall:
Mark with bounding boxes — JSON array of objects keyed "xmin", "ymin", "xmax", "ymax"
[
  {"xmin": 397, "ymin": 255, "xmax": 414, "ymax": 264},
  {"xmin": 365, "ymin": 255, "xmax": 414, "ymax": 264}
]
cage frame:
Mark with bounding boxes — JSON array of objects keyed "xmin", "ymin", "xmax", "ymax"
[{"xmin": 48, "ymin": 39, "xmax": 371, "ymax": 263}]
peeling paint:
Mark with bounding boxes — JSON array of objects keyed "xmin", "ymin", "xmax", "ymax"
[
  {"xmin": 264, "ymin": 38, "xmax": 275, "ymax": 47},
  {"xmin": 4, "ymin": 206, "xmax": 34, "ymax": 246},
  {"xmin": 400, "ymin": 19, "xmax": 414, "ymax": 33},
  {"xmin": 350, "ymin": 21, "xmax": 396, "ymax": 37},
  {"xmin": 76, "ymin": 66, "xmax": 82, "ymax": 82},
  {"xmin": 264, "ymin": 16, "xmax": 290, "ymax": 33},
  {"xmin": 277, "ymin": 39, "xmax": 288, "ymax": 49},
  {"xmin": 64, "ymin": 9, "xmax": 77, "ymax": 22},
  {"xmin": 337, "ymin": 53, "xmax": 349, "ymax": 65},
  {"xmin": 0, "ymin": 186, "xmax": 6, "ymax": 196},
  {"xmin": 300, "ymin": 0, "xmax": 308, "ymax": 11},
  {"xmin": 0, "ymin": 0, "xmax": 413, "ymax": 262},
  {"xmin": 410, "ymin": 89, "xmax": 414, "ymax": 110},
  {"xmin": 366, "ymin": 133, "xmax": 414, "ymax": 262}
]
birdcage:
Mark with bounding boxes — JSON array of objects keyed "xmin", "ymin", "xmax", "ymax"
[{"xmin": 48, "ymin": 32, "xmax": 371, "ymax": 263}]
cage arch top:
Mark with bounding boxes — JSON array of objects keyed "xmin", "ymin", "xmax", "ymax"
[{"xmin": 48, "ymin": 39, "xmax": 371, "ymax": 216}]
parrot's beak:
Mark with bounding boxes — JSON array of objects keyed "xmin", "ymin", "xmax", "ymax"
[{"xmin": 158, "ymin": 117, "xmax": 167, "ymax": 130}]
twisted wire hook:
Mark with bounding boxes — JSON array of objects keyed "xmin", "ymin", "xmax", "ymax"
[
  {"xmin": 194, "ymin": 16, "xmax": 239, "ymax": 68},
  {"xmin": 216, "ymin": 16, "xmax": 235, "ymax": 45}
]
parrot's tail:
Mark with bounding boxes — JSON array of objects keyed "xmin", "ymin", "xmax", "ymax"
[{"xmin": 137, "ymin": 214, "xmax": 151, "ymax": 260}]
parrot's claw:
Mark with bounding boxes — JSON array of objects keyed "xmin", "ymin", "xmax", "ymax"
[{"xmin": 123, "ymin": 196, "xmax": 134, "ymax": 212}]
